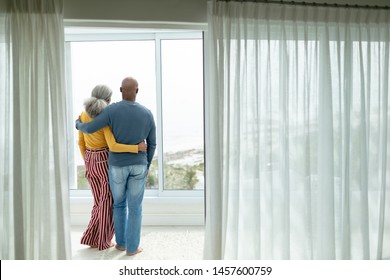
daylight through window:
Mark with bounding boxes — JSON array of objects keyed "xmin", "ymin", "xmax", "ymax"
[{"xmin": 65, "ymin": 31, "xmax": 204, "ymax": 195}]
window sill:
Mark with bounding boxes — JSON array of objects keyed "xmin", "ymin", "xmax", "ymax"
[{"xmin": 70, "ymin": 195, "xmax": 204, "ymax": 226}]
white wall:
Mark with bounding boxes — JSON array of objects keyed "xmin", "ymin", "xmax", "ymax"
[
  {"xmin": 310, "ymin": 0, "xmax": 389, "ymax": 5},
  {"xmin": 1, "ymin": 0, "xmax": 389, "ymax": 20},
  {"xmin": 62, "ymin": 0, "xmax": 390, "ymax": 25},
  {"xmin": 71, "ymin": 196, "xmax": 205, "ymax": 226},
  {"xmin": 63, "ymin": 0, "xmax": 208, "ymax": 24}
]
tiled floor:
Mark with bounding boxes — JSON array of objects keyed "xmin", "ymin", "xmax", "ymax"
[{"xmin": 71, "ymin": 225, "xmax": 205, "ymax": 260}]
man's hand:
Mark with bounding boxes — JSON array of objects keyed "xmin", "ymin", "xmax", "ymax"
[
  {"xmin": 75, "ymin": 116, "xmax": 82, "ymax": 130},
  {"xmin": 138, "ymin": 140, "xmax": 147, "ymax": 152}
]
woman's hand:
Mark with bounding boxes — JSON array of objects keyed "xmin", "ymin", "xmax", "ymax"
[
  {"xmin": 138, "ymin": 141, "xmax": 147, "ymax": 152},
  {"xmin": 75, "ymin": 115, "xmax": 82, "ymax": 129}
]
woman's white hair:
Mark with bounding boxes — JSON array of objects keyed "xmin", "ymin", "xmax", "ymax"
[{"xmin": 84, "ymin": 85, "xmax": 113, "ymax": 118}]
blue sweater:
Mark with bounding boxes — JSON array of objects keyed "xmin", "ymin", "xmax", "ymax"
[{"xmin": 76, "ymin": 100, "xmax": 156, "ymax": 168}]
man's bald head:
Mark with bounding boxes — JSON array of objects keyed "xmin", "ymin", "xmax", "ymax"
[{"xmin": 120, "ymin": 77, "xmax": 139, "ymax": 101}]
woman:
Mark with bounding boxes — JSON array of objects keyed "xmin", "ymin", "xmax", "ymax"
[{"xmin": 78, "ymin": 84, "xmax": 147, "ymax": 250}]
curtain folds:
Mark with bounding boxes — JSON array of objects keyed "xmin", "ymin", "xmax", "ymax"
[
  {"xmin": 205, "ymin": 0, "xmax": 390, "ymax": 259},
  {"xmin": 0, "ymin": 0, "xmax": 71, "ymax": 259}
]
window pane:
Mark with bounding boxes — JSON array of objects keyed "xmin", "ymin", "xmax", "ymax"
[
  {"xmin": 70, "ymin": 40, "xmax": 158, "ymax": 190},
  {"xmin": 161, "ymin": 39, "xmax": 204, "ymax": 190}
]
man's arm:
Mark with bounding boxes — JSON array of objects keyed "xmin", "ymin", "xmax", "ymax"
[
  {"xmin": 146, "ymin": 118, "xmax": 157, "ymax": 169},
  {"xmin": 75, "ymin": 109, "xmax": 110, "ymax": 134}
]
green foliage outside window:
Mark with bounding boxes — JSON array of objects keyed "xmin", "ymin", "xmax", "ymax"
[{"xmin": 77, "ymin": 149, "xmax": 204, "ymax": 191}]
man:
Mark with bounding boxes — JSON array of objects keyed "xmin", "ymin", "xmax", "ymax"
[{"xmin": 76, "ymin": 77, "xmax": 156, "ymax": 256}]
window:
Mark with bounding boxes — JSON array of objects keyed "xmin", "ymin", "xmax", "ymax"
[
  {"xmin": 161, "ymin": 39, "xmax": 204, "ymax": 191},
  {"xmin": 65, "ymin": 29, "xmax": 204, "ymax": 196}
]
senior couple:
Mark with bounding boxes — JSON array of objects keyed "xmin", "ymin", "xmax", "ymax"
[{"xmin": 76, "ymin": 77, "xmax": 156, "ymax": 256}]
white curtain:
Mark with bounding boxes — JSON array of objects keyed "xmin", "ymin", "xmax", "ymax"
[
  {"xmin": 205, "ymin": 0, "xmax": 390, "ymax": 260},
  {"xmin": 0, "ymin": 0, "xmax": 71, "ymax": 259}
]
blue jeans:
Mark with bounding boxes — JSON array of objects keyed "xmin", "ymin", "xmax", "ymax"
[{"xmin": 108, "ymin": 164, "xmax": 147, "ymax": 254}]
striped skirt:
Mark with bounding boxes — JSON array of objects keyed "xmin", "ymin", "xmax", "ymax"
[{"xmin": 80, "ymin": 147, "xmax": 114, "ymax": 250}]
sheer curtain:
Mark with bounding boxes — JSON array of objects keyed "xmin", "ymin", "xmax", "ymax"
[
  {"xmin": 0, "ymin": 0, "xmax": 71, "ymax": 259},
  {"xmin": 204, "ymin": 0, "xmax": 390, "ymax": 260}
]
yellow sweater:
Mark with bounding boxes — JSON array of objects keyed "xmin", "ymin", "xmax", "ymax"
[{"xmin": 78, "ymin": 111, "xmax": 138, "ymax": 159}]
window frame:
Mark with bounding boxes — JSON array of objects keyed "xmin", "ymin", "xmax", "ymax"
[{"xmin": 65, "ymin": 28, "xmax": 205, "ymax": 199}]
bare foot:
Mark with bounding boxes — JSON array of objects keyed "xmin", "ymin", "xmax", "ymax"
[
  {"xmin": 89, "ymin": 245, "xmax": 98, "ymax": 248},
  {"xmin": 126, "ymin": 247, "xmax": 143, "ymax": 256},
  {"xmin": 115, "ymin": 244, "xmax": 126, "ymax": 251}
]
